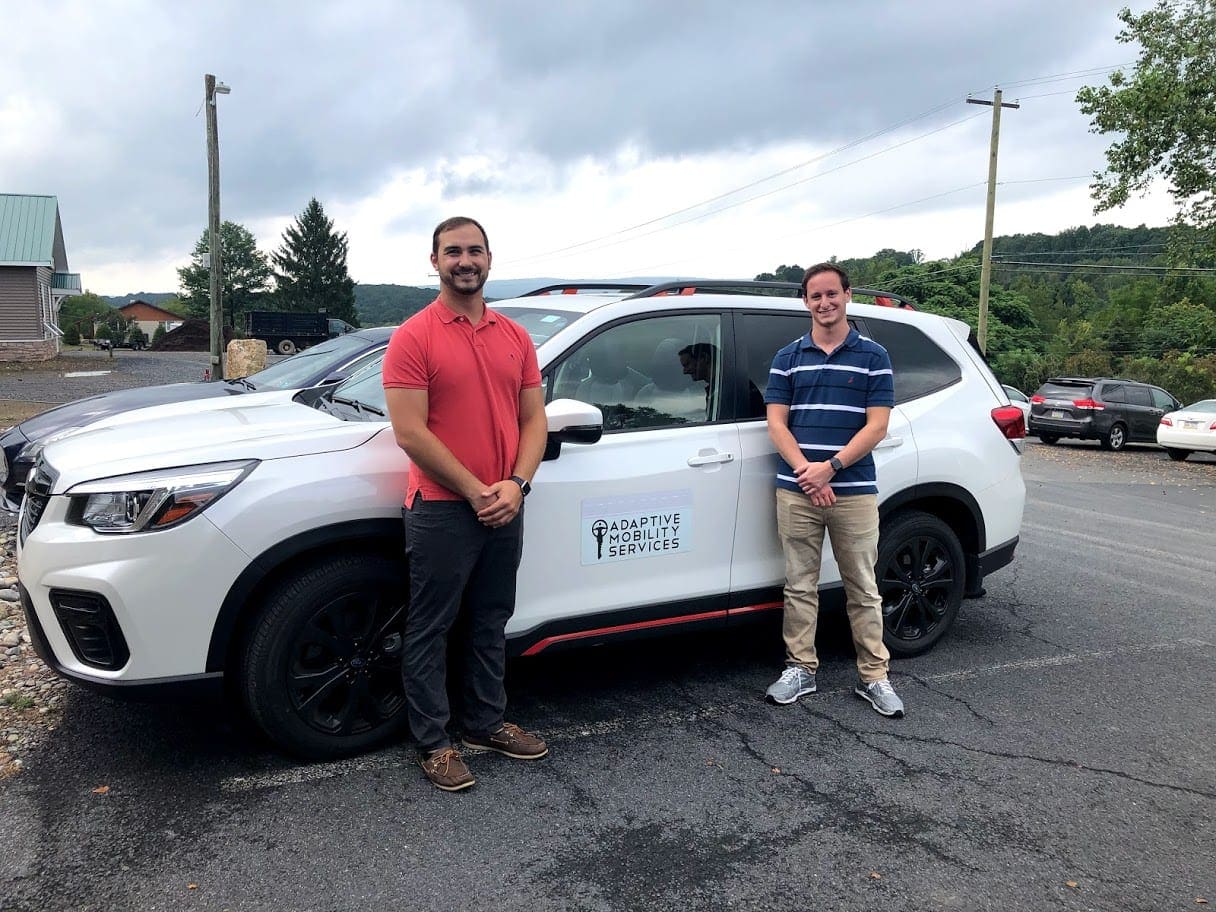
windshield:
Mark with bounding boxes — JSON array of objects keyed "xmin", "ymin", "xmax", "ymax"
[
  {"xmin": 495, "ymin": 305, "xmax": 580, "ymax": 345},
  {"xmin": 244, "ymin": 334, "xmax": 376, "ymax": 390},
  {"xmin": 321, "ymin": 307, "xmax": 579, "ymax": 421}
]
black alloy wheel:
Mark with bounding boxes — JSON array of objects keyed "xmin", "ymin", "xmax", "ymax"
[
  {"xmin": 1102, "ymin": 423, "xmax": 1128, "ymax": 451},
  {"xmin": 877, "ymin": 511, "xmax": 966, "ymax": 658},
  {"xmin": 242, "ymin": 553, "xmax": 409, "ymax": 760}
]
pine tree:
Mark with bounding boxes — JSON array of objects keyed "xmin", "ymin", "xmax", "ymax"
[{"xmin": 272, "ymin": 199, "xmax": 359, "ymax": 325}]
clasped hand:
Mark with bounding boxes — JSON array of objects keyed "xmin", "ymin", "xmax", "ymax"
[
  {"xmin": 793, "ymin": 461, "xmax": 837, "ymax": 507},
  {"xmin": 471, "ymin": 480, "xmax": 523, "ymax": 527}
]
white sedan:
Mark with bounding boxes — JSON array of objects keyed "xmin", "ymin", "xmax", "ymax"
[{"xmin": 1157, "ymin": 399, "xmax": 1216, "ymax": 461}]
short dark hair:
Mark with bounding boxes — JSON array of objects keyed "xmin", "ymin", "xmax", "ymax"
[
  {"xmin": 678, "ymin": 342, "xmax": 717, "ymax": 361},
  {"xmin": 801, "ymin": 262, "xmax": 850, "ymax": 297},
  {"xmin": 431, "ymin": 216, "xmax": 490, "ymax": 255}
]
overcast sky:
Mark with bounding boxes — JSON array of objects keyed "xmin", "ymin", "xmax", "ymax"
[{"xmin": 2, "ymin": 0, "xmax": 1172, "ymax": 296}]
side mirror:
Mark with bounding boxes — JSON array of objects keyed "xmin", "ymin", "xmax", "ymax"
[{"xmin": 544, "ymin": 398, "xmax": 603, "ymax": 460}]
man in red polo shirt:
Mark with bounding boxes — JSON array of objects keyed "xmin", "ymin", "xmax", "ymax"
[{"xmin": 383, "ymin": 216, "xmax": 549, "ymax": 792}]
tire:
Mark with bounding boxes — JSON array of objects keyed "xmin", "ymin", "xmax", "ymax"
[
  {"xmin": 277, "ymin": 339, "xmax": 297, "ymax": 356},
  {"xmin": 1166, "ymin": 448, "xmax": 1191, "ymax": 462},
  {"xmin": 877, "ymin": 511, "xmax": 966, "ymax": 658},
  {"xmin": 1037, "ymin": 434, "xmax": 1059, "ymax": 445},
  {"xmin": 1101, "ymin": 423, "xmax": 1127, "ymax": 451},
  {"xmin": 241, "ymin": 553, "xmax": 410, "ymax": 760}
]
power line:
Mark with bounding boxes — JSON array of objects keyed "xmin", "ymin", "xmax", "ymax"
[
  {"xmin": 498, "ymin": 103, "xmax": 987, "ymax": 270},
  {"xmin": 994, "ymin": 260, "xmax": 1216, "ymax": 274}
]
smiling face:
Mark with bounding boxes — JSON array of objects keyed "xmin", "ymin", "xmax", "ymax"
[
  {"xmin": 431, "ymin": 222, "xmax": 491, "ymax": 298},
  {"xmin": 803, "ymin": 268, "xmax": 851, "ymax": 332}
]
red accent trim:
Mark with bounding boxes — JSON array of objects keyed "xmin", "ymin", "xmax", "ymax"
[
  {"xmin": 520, "ymin": 608, "xmax": 729, "ymax": 656},
  {"xmin": 727, "ymin": 600, "xmax": 783, "ymax": 616}
]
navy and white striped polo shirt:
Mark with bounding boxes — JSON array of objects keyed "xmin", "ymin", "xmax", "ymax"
[{"xmin": 764, "ymin": 327, "xmax": 895, "ymax": 496}]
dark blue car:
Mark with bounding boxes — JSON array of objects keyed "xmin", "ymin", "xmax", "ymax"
[{"xmin": 0, "ymin": 327, "xmax": 393, "ymax": 511}]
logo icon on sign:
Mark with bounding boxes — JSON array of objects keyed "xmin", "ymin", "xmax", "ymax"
[{"xmin": 591, "ymin": 519, "xmax": 608, "ymax": 559}]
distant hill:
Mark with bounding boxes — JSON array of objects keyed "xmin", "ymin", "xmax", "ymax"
[{"xmin": 101, "ymin": 292, "xmax": 179, "ymax": 308}]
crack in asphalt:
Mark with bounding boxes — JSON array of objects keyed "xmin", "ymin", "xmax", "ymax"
[
  {"xmin": 853, "ymin": 729, "xmax": 1216, "ymax": 801},
  {"xmin": 905, "ymin": 672, "xmax": 999, "ymax": 726},
  {"xmin": 703, "ymin": 707, "xmax": 983, "ymax": 873}
]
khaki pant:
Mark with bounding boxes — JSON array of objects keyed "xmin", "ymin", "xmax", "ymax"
[{"xmin": 775, "ymin": 488, "xmax": 890, "ymax": 683}]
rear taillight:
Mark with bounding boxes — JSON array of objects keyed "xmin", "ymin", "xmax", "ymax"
[
  {"xmin": 991, "ymin": 405, "xmax": 1025, "ymax": 440},
  {"xmin": 1030, "ymin": 395, "xmax": 1045, "ymax": 404},
  {"xmin": 1210, "ymin": 421, "xmax": 1216, "ymax": 431},
  {"xmin": 1073, "ymin": 398, "xmax": 1104, "ymax": 410},
  {"xmin": 1160, "ymin": 417, "xmax": 1173, "ymax": 426}
]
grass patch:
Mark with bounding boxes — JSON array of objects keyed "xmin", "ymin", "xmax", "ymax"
[{"xmin": 2, "ymin": 692, "xmax": 35, "ymax": 710}]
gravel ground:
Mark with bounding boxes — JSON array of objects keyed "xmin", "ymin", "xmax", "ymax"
[
  {"xmin": 0, "ymin": 349, "xmax": 213, "ymax": 402},
  {"xmin": 0, "ymin": 350, "xmax": 218, "ymax": 778}
]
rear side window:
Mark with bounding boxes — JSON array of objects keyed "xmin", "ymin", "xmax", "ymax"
[
  {"xmin": 859, "ymin": 318, "xmax": 961, "ymax": 404},
  {"xmin": 736, "ymin": 312, "xmax": 813, "ymax": 419},
  {"xmin": 1102, "ymin": 384, "xmax": 1126, "ymax": 403},
  {"xmin": 1125, "ymin": 385, "xmax": 1151, "ymax": 406}
]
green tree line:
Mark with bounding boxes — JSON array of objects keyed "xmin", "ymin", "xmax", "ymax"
[{"xmin": 756, "ymin": 223, "xmax": 1216, "ymax": 404}]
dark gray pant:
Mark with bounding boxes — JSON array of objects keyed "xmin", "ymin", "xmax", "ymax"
[{"xmin": 402, "ymin": 496, "xmax": 524, "ymax": 752}]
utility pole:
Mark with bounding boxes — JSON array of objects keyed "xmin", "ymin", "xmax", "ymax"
[
  {"xmin": 205, "ymin": 74, "xmax": 230, "ymax": 379},
  {"xmin": 967, "ymin": 88, "xmax": 1019, "ymax": 354}
]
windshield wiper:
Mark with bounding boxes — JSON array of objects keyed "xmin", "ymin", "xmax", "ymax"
[
  {"xmin": 332, "ymin": 395, "xmax": 384, "ymax": 417},
  {"xmin": 225, "ymin": 377, "xmax": 257, "ymax": 391}
]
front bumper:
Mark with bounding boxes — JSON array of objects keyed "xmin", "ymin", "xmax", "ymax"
[
  {"xmin": 20, "ymin": 584, "xmax": 223, "ymax": 700},
  {"xmin": 17, "ymin": 493, "xmax": 252, "ymax": 690}
]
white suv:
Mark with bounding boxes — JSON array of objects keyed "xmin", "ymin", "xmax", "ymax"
[{"xmin": 17, "ymin": 281, "xmax": 1026, "ymax": 759}]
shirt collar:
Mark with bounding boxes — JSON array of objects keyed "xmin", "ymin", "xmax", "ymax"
[
  {"xmin": 431, "ymin": 296, "xmax": 497, "ymax": 325},
  {"xmin": 798, "ymin": 327, "xmax": 860, "ymax": 352}
]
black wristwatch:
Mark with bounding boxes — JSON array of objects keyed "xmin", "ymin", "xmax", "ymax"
[
  {"xmin": 828, "ymin": 456, "xmax": 844, "ymax": 473},
  {"xmin": 509, "ymin": 475, "xmax": 531, "ymax": 497}
]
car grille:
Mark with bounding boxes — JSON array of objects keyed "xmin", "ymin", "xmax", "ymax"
[{"xmin": 18, "ymin": 468, "xmax": 51, "ymax": 545}]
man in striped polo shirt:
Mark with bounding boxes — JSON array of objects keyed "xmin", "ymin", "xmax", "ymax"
[{"xmin": 762, "ymin": 262, "xmax": 905, "ymax": 718}]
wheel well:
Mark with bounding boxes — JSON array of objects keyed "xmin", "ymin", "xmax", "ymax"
[
  {"xmin": 208, "ymin": 520, "xmax": 405, "ymax": 676},
  {"xmin": 880, "ymin": 487, "xmax": 984, "ymax": 593}
]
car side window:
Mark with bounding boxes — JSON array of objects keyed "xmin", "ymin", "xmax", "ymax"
[
  {"xmin": 548, "ymin": 315, "xmax": 723, "ymax": 431},
  {"xmin": 736, "ymin": 312, "xmax": 815, "ymax": 420},
  {"xmin": 1125, "ymin": 385, "xmax": 1151, "ymax": 407},
  {"xmin": 1102, "ymin": 384, "xmax": 1125, "ymax": 403},
  {"xmin": 856, "ymin": 317, "xmax": 961, "ymax": 403},
  {"xmin": 1150, "ymin": 388, "xmax": 1175, "ymax": 410}
]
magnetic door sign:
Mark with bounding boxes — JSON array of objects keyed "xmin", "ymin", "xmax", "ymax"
[{"xmin": 581, "ymin": 489, "xmax": 693, "ymax": 565}]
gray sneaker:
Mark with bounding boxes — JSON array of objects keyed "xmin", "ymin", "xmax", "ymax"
[
  {"xmin": 854, "ymin": 679, "xmax": 905, "ymax": 718},
  {"xmin": 765, "ymin": 666, "xmax": 817, "ymax": 705}
]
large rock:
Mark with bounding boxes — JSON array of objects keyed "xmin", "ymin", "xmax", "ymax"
[{"xmin": 226, "ymin": 339, "xmax": 267, "ymax": 378}]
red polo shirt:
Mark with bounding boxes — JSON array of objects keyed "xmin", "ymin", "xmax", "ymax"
[{"xmin": 383, "ymin": 298, "xmax": 541, "ymax": 507}]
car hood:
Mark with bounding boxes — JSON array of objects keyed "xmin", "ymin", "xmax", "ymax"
[
  {"xmin": 39, "ymin": 399, "xmax": 386, "ymax": 492},
  {"xmin": 13, "ymin": 382, "xmax": 241, "ymax": 440}
]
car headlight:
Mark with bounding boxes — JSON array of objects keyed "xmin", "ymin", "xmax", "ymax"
[{"xmin": 65, "ymin": 460, "xmax": 258, "ymax": 534}]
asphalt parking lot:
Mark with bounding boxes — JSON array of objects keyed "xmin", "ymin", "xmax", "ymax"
[{"xmin": 0, "ymin": 437, "xmax": 1213, "ymax": 911}]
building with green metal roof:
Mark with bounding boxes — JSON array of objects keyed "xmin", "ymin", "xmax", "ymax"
[{"xmin": 0, "ymin": 194, "xmax": 82, "ymax": 361}]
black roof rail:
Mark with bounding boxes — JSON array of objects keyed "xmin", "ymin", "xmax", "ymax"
[
  {"xmin": 521, "ymin": 282, "xmax": 653, "ymax": 297},
  {"xmin": 623, "ymin": 280, "xmax": 916, "ymax": 309}
]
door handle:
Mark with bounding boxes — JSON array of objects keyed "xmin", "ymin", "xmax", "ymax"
[
  {"xmin": 874, "ymin": 435, "xmax": 904, "ymax": 450},
  {"xmin": 687, "ymin": 452, "xmax": 735, "ymax": 466}
]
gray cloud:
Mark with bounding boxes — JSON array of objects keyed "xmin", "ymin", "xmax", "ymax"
[{"xmin": 1, "ymin": 0, "xmax": 1133, "ymax": 286}]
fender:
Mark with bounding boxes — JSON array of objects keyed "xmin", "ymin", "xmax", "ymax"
[{"xmin": 205, "ymin": 518, "xmax": 404, "ymax": 672}]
